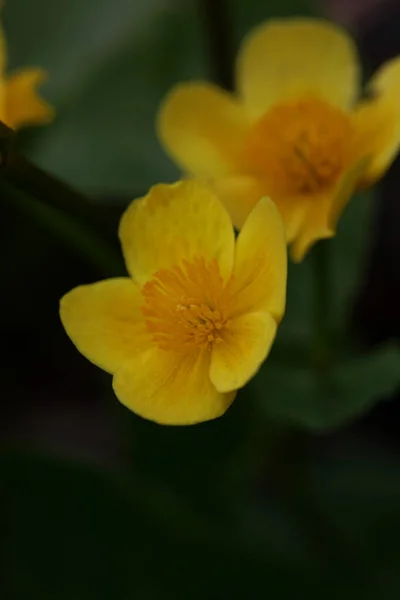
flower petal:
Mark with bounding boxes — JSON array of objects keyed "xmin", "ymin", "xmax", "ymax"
[
  {"xmin": 329, "ymin": 156, "xmax": 370, "ymax": 231},
  {"xmin": 290, "ymin": 156, "xmax": 370, "ymax": 263},
  {"xmin": 229, "ymin": 198, "xmax": 287, "ymax": 322},
  {"xmin": 273, "ymin": 196, "xmax": 308, "ymax": 245},
  {"xmin": 352, "ymin": 57, "xmax": 400, "ymax": 186},
  {"xmin": 237, "ymin": 17, "xmax": 359, "ymax": 120},
  {"xmin": 157, "ymin": 82, "xmax": 249, "ymax": 176},
  {"xmin": 60, "ymin": 278, "xmax": 149, "ymax": 374},
  {"xmin": 211, "ymin": 174, "xmax": 265, "ymax": 229},
  {"xmin": 113, "ymin": 347, "xmax": 235, "ymax": 425},
  {"xmin": 210, "ymin": 311, "xmax": 276, "ymax": 393},
  {"xmin": 4, "ymin": 68, "xmax": 54, "ymax": 129},
  {"xmin": 119, "ymin": 180, "xmax": 235, "ymax": 284},
  {"xmin": 290, "ymin": 195, "xmax": 334, "ymax": 263}
]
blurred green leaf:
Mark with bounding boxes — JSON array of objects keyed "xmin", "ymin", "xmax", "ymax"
[
  {"xmin": 250, "ymin": 190, "xmax": 383, "ymax": 430},
  {"xmin": 278, "ymin": 192, "xmax": 374, "ymax": 348},
  {"xmin": 2, "ymin": 449, "xmax": 325, "ymax": 600},
  {"xmin": 253, "ymin": 343, "xmax": 399, "ymax": 430},
  {"xmin": 4, "ymin": 0, "xmax": 206, "ymax": 194},
  {"xmin": 331, "ymin": 192, "xmax": 374, "ymax": 336},
  {"xmin": 4, "ymin": 0, "xmax": 318, "ymax": 197},
  {"xmin": 231, "ymin": 0, "xmax": 316, "ymax": 41}
]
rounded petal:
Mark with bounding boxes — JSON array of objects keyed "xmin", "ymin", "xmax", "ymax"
[
  {"xmin": 210, "ymin": 312, "xmax": 276, "ymax": 393},
  {"xmin": 157, "ymin": 82, "xmax": 249, "ymax": 176},
  {"xmin": 113, "ymin": 348, "xmax": 235, "ymax": 425},
  {"xmin": 119, "ymin": 180, "xmax": 235, "ymax": 284},
  {"xmin": 237, "ymin": 17, "xmax": 360, "ymax": 120},
  {"xmin": 60, "ymin": 278, "xmax": 149, "ymax": 374},
  {"xmin": 352, "ymin": 57, "xmax": 400, "ymax": 186},
  {"xmin": 4, "ymin": 68, "xmax": 54, "ymax": 129},
  {"xmin": 229, "ymin": 198, "xmax": 287, "ymax": 322},
  {"xmin": 211, "ymin": 174, "xmax": 265, "ymax": 229}
]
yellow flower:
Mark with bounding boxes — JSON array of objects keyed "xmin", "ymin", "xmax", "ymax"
[
  {"xmin": 0, "ymin": 21, "xmax": 53, "ymax": 129},
  {"xmin": 157, "ymin": 17, "xmax": 400, "ymax": 261},
  {"xmin": 60, "ymin": 181, "xmax": 287, "ymax": 425}
]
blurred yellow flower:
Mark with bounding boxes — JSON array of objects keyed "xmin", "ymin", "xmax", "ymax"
[
  {"xmin": 157, "ymin": 18, "xmax": 400, "ymax": 261},
  {"xmin": 60, "ymin": 181, "xmax": 287, "ymax": 425},
  {"xmin": 0, "ymin": 21, "xmax": 53, "ymax": 129}
]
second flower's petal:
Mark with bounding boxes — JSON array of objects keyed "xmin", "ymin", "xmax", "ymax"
[
  {"xmin": 157, "ymin": 82, "xmax": 249, "ymax": 176},
  {"xmin": 211, "ymin": 174, "xmax": 265, "ymax": 229},
  {"xmin": 352, "ymin": 57, "xmax": 400, "ymax": 186},
  {"xmin": 329, "ymin": 157, "xmax": 370, "ymax": 231},
  {"xmin": 229, "ymin": 198, "xmax": 287, "ymax": 322},
  {"xmin": 210, "ymin": 311, "xmax": 276, "ymax": 393},
  {"xmin": 119, "ymin": 180, "xmax": 235, "ymax": 284},
  {"xmin": 237, "ymin": 17, "xmax": 359, "ymax": 120},
  {"xmin": 290, "ymin": 157, "xmax": 370, "ymax": 262},
  {"xmin": 4, "ymin": 68, "xmax": 54, "ymax": 129},
  {"xmin": 290, "ymin": 195, "xmax": 334, "ymax": 263},
  {"xmin": 60, "ymin": 278, "xmax": 149, "ymax": 374},
  {"xmin": 113, "ymin": 348, "xmax": 235, "ymax": 425}
]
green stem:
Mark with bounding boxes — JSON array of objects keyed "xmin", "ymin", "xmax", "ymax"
[
  {"xmin": 0, "ymin": 121, "xmax": 124, "ymax": 275},
  {"xmin": 312, "ymin": 240, "xmax": 332, "ymax": 368},
  {"xmin": 1, "ymin": 178, "xmax": 124, "ymax": 277},
  {"xmin": 3, "ymin": 153, "xmax": 115, "ymax": 240}
]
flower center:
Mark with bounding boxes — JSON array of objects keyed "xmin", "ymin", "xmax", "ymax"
[
  {"xmin": 141, "ymin": 257, "xmax": 231, "ymax": 352},
  {"xmin": 243, "ymin": 97, "xmax": 353, "ymax": 196}
]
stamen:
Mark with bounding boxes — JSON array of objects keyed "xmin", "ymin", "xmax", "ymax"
[
  {"xmin": 141, "ymin": 257, "xmax": 232, "ymax": 352},
  {"xmin": 243, "ymin": 97, "xmax": 353, "ymax": 196}
]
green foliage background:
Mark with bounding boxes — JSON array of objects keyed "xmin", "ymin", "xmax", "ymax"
[{"xmin": 2, "ymin": 0, "xmax": 400, "ymax": 598}]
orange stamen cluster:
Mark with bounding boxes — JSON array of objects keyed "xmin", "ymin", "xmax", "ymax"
[
  {"xmin": 243, "ymin": 97, "xmax": 353, "ymax": 196},
  {"xmin": 141, "ymin": 257, "xmax": 232, "ymax": 352}
]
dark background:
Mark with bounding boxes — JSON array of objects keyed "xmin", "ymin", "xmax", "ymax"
[{"xmin": 2, "ymin": 0, "xmax": 400, "ymax": 598}]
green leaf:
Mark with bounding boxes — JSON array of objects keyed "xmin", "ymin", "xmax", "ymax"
[
  {"xmin": 331, "ymin": 191, "xmax": 375, "ymax": 335},
  {"xmin": 253, "ymin": 343, "xmax": 400, "ymax": 430},
  {"xmin": 4, "ymin": 0, "xmax": 317, "ymax": 197},
  {"xmin": 4, "ymin": 0, "xmax": 206, "ymax": 193},
  {"xmin": 231, "ymin": 0, "xmax": 315, "ymax": 41},
  {"xmin": 277, "ymin": 192, "xmax": 374, "ymax": 348}
]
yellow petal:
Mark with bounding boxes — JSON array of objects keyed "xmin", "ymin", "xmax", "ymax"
[
  {"xmin": 352, "ymin": 57, "xmax": 400, "ymax": 186},
  {"xmin": 290, "ymin": 156, "xmax": 370, "ymax": 263},
  {"xmin": 290, "ymin": 195, "xmax": 333, "ymax": 263},
  {"xmin": 113, "ymin": 347, "xmax": 235, "ymax": 425},
  {"xmin": 210, "ymin": 311, "xmax": 276, "ymax": 393},
  {"xmin": 211, "ymin": 174, "xmax": 265, "ymax": 229},
  {"xmin": 329, "ymin": 156, "xmax": 370, "ymax": 231},
  {"xmin": 229, "ymin": 197, "xmax": 287, "ymax": 322},
  {"xmin": 157, "ymin": 82, "xmax": 249, "ymax": 176},
  {"xmin": 119, "ymin": 179, "xmax": 235, "ymax": 284},
  {"xmin": 273, "ymin": 195, "xmax": 309, "ymax": 245},
  {"xmin": 60, "ymin": 278, "xmax": 149, "ymax": 374},
  {"xmin": 237, "ymin": 17, "xmax": 360, "ymax": 120},
  {"xmin": 4, "ymin": 68, "xmax": 54, "ymax": 129}
]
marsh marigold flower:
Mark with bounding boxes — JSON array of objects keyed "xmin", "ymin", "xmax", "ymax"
[
  {"xmin": 0, "ymin": 21, "xmax": 53, "ymax": 129},
  {"xmin": 60, "ymin": 181, "xmax": 287, "ymax": 425},
  {"xmin": 157, "ymin": 17, "xmax": 400, "ymax": 261}
]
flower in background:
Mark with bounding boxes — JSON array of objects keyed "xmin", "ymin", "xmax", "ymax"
[
  {"xmin": 0, "ymin": 20, "xmax": 53, "ymax": 129},
  {"xmin": 60, "ymin": 181, "xmax": 287, "ymax": 425},
  {"xmin": 157, "ymin": 17, "xmax": 400, "ymax": 261}
]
